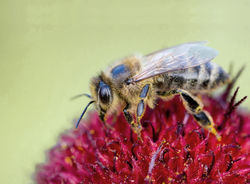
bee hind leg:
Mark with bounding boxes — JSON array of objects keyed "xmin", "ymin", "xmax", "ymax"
[{"xmin": 175, "ymin": 89, "xmax": 221, "ymax": 141}]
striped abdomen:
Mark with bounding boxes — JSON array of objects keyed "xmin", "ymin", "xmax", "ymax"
[{"xmin": 154, "ymin": 62, "xmax": 230, "ymax": 94}]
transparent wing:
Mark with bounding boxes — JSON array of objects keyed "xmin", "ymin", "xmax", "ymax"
[{"xmin": 131, "ymin": 42, "xmax": 218, "ymax": 82}]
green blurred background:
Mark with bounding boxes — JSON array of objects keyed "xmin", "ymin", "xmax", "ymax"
[{"xmin": 1, "ymin": 0, "xmax": 250, "ymax": 183}]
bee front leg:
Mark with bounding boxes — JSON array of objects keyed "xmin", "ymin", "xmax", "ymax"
[
  {"xmin": 175, "ymin": 89, "xmax": 221, "ymax": 141},
  {"xmin": 99, "ymin": 111, "xmax": 114, "ymax": 130},
  {"xmin": 123, "ymin": 103, "xmax": 142, "ymax": 139}
]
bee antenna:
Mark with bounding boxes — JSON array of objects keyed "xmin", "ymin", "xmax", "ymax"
[
  {"xmin": 75, "ymin": 100, "xmax": 95, "ymax": 128},
  {"xmin": 70, "ymin": 93, "xmax": 92, "ymax": 100}
]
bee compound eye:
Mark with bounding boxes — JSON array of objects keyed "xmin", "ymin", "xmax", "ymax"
[{"xmin": 99, "ymin": 84, "xmax": 112, "ymax": 104}]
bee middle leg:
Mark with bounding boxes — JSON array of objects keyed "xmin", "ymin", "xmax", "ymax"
[
  {"xmin": 172, "ymin": 89, "xmax": 221, "ymax": 141},
  {"xmin": 123, "ymin": 84, "xmax": 150, "ymax": 140},
  {"xmin": 123, "ymin": 103, "xmax": 142, "ymax": 139}
]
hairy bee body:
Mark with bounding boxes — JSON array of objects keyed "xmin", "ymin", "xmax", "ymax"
[
  {"xmin": 78, "ymin": 42, "xmax": 230, "ymax": 140},
  {"xmin": 93, "ymin": 57, "xmax": 229, "ymax": 112}
]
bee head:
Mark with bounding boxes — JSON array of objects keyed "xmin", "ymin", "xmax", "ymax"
[
  {"xmin": 97, "ymin": 81, "xmax": 112, "ymax": 106},
  {"xmin": 90, "ymin": 76, "xmax": 113, "ymax": 121}
]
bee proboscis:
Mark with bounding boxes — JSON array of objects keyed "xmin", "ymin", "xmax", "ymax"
[{"xmin": 76, "ymin": 42, "xmax": 230, "ymax": 141}]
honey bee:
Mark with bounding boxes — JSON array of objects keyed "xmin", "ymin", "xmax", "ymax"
[{"xmin": 76, "ymin": 42, "xmax": 230, "ymax": 141}]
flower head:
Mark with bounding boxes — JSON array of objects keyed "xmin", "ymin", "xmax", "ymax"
[{"xmin": 35, "ymin": 83, "xmax": 250, "ymax": 184}]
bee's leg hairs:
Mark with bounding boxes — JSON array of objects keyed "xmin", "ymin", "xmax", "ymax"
[
  {"xmin": 174, "ymin": 89, "xmax": 221, "ymax": 141},
  {"xmin": 134, "ymin": 84, "xmax": 151, "ymax": 139}
]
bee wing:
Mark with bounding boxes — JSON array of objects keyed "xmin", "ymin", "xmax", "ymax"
[{"xmin": 131, "ymin": 42, "xmax": 218, "ymax": 82}]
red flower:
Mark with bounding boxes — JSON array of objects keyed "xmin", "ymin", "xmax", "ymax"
[{"xmin": 35, "ymin": 84, "xmax": 250, "ymax": 184}]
